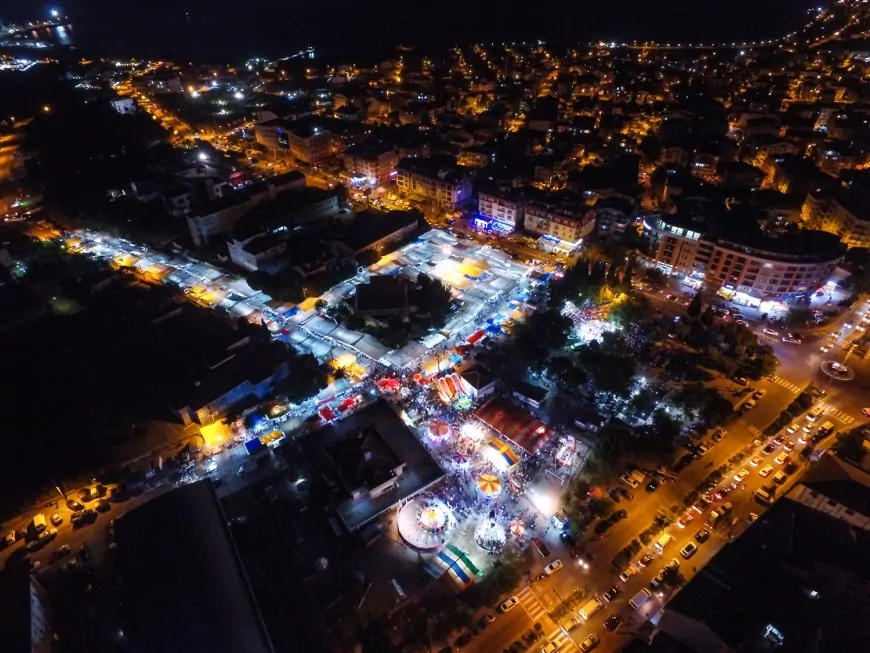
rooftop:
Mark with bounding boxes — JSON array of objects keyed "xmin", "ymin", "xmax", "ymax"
[
  {"xmin": 397, "ymin": 155, "xmax": 470, "ymax": 186},
  {"xmin": 300, "ymin": 399, "xmax": 444, "ymax": 530},
  {"xmin": 115, "ymin": 481, "xmax": 274, "ymax": 653},
  {"xmin": 325, "ymin": 422, "xmax": 403, "ymax": 492}
]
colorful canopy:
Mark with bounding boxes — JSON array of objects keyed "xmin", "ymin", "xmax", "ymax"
[
  {"xmin": 509, "ymin": 519, "xmax": 525, "ymax": 536},
  {"xmin": 425, "ymin": 543, "xmax": 480, "ymax": 590},
  {"xmin": 487, "ymin": 438, "xmax": 520, "ymax": 468},
  {"xmin": 375, "ymin": 378, "xmax": 401, "ymax": 394},
  {"xmin": 452, "ymin": 451, "xmax": 470, "ymax": 466},
  {"xmin": 429, "ymin": 420, "xmax": 451, "ymax": 439},
  {"xmin": 474, "ymin": 398, "xmax": 552, "ymax": 455},
  {"xmin": 477, "ymin": 473, "xmax": 502, "ymax": 496}
]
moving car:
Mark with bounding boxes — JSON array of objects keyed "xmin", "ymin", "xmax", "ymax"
[
  {"xmin": 711, "ymin": 429, "xmax": 727, "ymax": 442},
  {"xmin": 763, "ymin": 442, "xmax": 778, "ymax": 455},
  {"xmin": 774, "ymin": 453, "xmax": 788, "ymax": 465},
  {"xmin": 742, "ymin": 399, "xmax": 756, "ymax": 411},
  {"xmin": 759, "ymin": 464, "xmax": 774, "ymax": 478},
  {"xmin": 750, "ymin": 455, "xmax": 763, "ymax": 467},
  {"xmin": 753, "ymin": 389, "xmax": 767, "ymax": 399},
  {"xmin": 645, "ymin": 478, "xmax": 660, "ymax": 494},
  {"xmin": 772, "ymin": 471, "xmax": 787, "ymax": 485},
  {"xmin": 786, "ymin": 424, "xmax": 799, "ymax": 435},
  {"xmin": 695, "ymin": 528, "xmax": 711, "ymax": 543},
  {"xmin": 680, "ymin": 542, "xmax": 698, "ymax": 559},
  {"xmin": 763, "ymin": 328, "xmax": 779, "ymax": 336},
  {"xmin": 477, "ymin": 614, "xmax": 495, "ymax": 630},
  {"xmin": 677, "ymin": 512, "xmax": 694, "ymax": 528},
  {"xmin": 604, "ymin": 614, "xmax": 621, "ymax": 631},
  {"xmin": 637, "ymin": 553, "xmax": 654, "ymax": 567},
  {"xmin": 603, "ymin": 585, "xmax": 622, "ymax": 602},
  {"xmin": 580, "ymin": 634, "xmax": 600, "ymax": 652}
]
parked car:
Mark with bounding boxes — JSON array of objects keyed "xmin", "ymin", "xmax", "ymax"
[
  {"xmin": 677, "ymin": 512, "xmax": 694, "ymax": 529},
  {"xmin": 50, "ymin": 512, "xmax": 63, "ymax": 526},
  {"xmin": 711, "ymin": 429, "xmax": 727, "ymax": 442},
  {"xmin": 604, "ymin": 614, "xmax": 622, "ymax": 631},
  {"xmin": 579, "ymin": 634, "xmax": 600, "ymax": 652},
  {"xmin": 759, "ymin": 464, "xmax": 774, "ymax": 478},
  {"xmin": 645, "ymin": 479, "xmax": 660, "ymax": 494},
  {"xmin": 695, "ymin": 528, "xmax": 711, "ymax": 544},
  {"xmin": 544, "ymin": 559, "xmax": 563, "ymax": 575},
  {"xmin": 499, "ymin": 596, "xmax": 519, "ymax": 612},
  {"xmin": 477, "ymin": 614, "xmax": 495, "ymax": 630}
]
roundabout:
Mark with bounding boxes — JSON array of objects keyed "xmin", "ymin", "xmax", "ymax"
[{"xmin": 820, "ymin": 359, "xmax": 855, "ymax": 381}]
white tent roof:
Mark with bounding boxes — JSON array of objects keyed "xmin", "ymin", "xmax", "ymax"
[{"xmin": 306, "ymin": 316, "xmax": 339, "ymax": 337}]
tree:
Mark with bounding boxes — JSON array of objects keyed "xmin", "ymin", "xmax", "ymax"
[
  {"xmin": 660, "ymin": 567, "xmax": 684, "ymax": 590},
  {"xmin": 785, "ymin": 307, "xmax": 815, "ymax": 327},
  {"xmin": 700, "ymin": 304, "xmax": 716, "ymax": 327},
  {"xmin": 686, "ymin": 293, "xmax": 702, "ymax": 318},
  {"xmin": 833, "ymin": 428, "xmax": 867, "ymax": 464},
  {"xmin": 638, "ymin": 135, "xmax": 662, "ymax": 163}
]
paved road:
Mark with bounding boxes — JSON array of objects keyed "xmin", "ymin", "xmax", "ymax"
[{"xmin": 461, "ymin": 359, "xmax": 858, "ymax": 653}]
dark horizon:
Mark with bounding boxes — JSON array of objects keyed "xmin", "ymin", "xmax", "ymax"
[{"xmin": 4, "ymin": 0, "xmax": 821, "ymax": 62}]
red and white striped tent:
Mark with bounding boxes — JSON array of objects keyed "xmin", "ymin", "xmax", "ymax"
[{"xmin": 473, "ymin": 398, "xmax": 552, "ymax": 455}]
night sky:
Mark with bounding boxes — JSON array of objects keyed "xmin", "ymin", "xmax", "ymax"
[{"xmin": 8, "ymin": 0, "xmax": 820, "ymax": 61}]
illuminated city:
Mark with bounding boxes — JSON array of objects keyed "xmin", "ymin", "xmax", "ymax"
[{"xmin": 2, "ymin": 3, "xmax": 870, "ymax": 653}]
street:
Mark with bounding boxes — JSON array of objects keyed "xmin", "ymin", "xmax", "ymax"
[{"xmin": 460, "ymin": 345, "xmax": 859, "ymax": 653}]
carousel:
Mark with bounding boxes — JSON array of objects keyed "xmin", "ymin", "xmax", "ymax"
[
  {"xmin": 474, "ymin": 511, "xmax": 507, "ymax": 553},
  {"xmin": 397, "ymin": 495, "xmax": 456, "ymax": 553},
  {"xmin": 477, "ymin": 473, "xmax": 502, "ymax": 498},
  {"xmin": 427, "ymin": 419, "xmax": 451, "ymax": 442}
]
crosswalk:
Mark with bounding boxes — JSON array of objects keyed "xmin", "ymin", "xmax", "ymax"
[
  {"xmin": 818, "ymin": 402, "xmax": 856, "ymax": 425},
  {"xmin": 517, "ymin": 585, "xmax": 549, "ymax": 623},
  {"xmin": 770, "ymin": 375, "xmax": 802, "ymax": 394},
  {"xmin": 747, "ymin": 425, "xmax": 762, "ymax": 438},
  {"xmin": 544, "ymin": 625, "xmax": 578, "ymax": 651}
]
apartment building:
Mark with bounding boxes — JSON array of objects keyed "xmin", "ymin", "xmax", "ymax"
[
  {"xmin": 343, "ymin": 141, "xmax": 399, "ymax": 185},
  {"xmin": 643, "ymin": 214, "xmax": 843, "ymax": 307},
  {"xmin": 523, "ymin": 201, "xmax": 596, "ymax": 254},
  {"xmin": 476, "ymin": 189, "xmax": 529, "ymax": 232},
  {"xmin": 803, "ymin": 190, "xmax": 870, "ymax": 248},
  {"xmin": 396, "ymin": 157, "xmax": 472, "ymax": 211}
]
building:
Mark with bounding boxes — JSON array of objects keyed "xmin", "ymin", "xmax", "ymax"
[
  {"xmin": 0, "ymin": 567, "xmax": 54, "ymax": 653},
  {"xmin": 332, "ymin": 209, "xmax": 421, "ymax": 255},
  {"xmin": 643, "ymin": 214, "xmax": 843, "ymax": 307},
  {"xmin": 524, "ymin": 200, "xmax": 596, "ymax": 255},
  {"xmin": 287, "ymin": 120, "xmax": 333, "ymax": 164},
  {"xmin": 253, "ymin": 118, "xmax": 293, "ymax": 152},
  {"xmin": 343, "ymin": 141, "xmax": 399, "ymax": 185},
  {"xmin": 115, "ymin": 481, "xmax": 275, "ymax": 653},
  {"xmin": 396, "ymin": 156, "xmax": 473, "ymax": 211},
  {"xmin": 185, "ymin": 171, "xmax": 306, "ymax": 245},
  {"xmin": 300, "ymin": 399, "xmax": 444, "ymax": 531},
  {"xmin": 802, "ymin": 190, "xmax": 870, "ymax": 249},
  {"xmin": 649, "ymin": 455, "xmax": 870, "ymax": 653},
  {"xmin": 254, "ymin": 118, "xmax": 332, "ymax": 164},
  {"xmin": 227, "ymin": 232, "xmax": 288, "ymax": 272},
  {"xmin": 110, "ymin": 97, "xmax": 136, "ymax": 115},
  {"xmin": 594, "ymin": 196, "xmax": 636, "ymax": 236},
  {"xmin": 476, "ymin": 188, "xmax": 529, "ymax": 232},
  {"xmin": 458, "ymin": 366, "xmax": 499, "ymax": 402}
]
